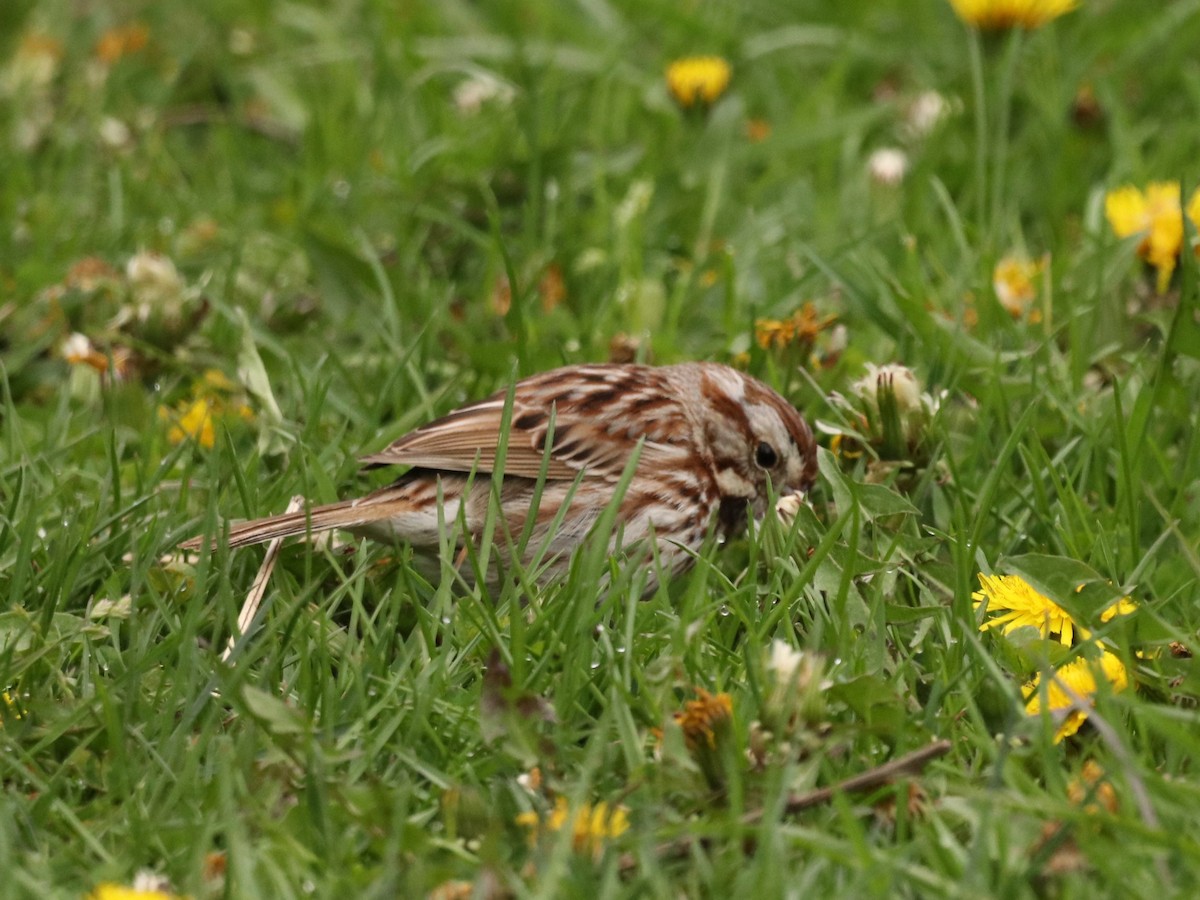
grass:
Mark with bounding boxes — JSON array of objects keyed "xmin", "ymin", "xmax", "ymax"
[{"xmin": 3, "ymin": 0, "xmax": 1200, "ymax": 896}]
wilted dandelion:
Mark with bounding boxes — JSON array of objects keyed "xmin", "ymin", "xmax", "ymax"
[
  {"xmin": 228, "ymin": 28, "xmax": 257, "ymax": 56},
  {"xmin": 905, "ymin": 90, "xmax": 951, "ymax": 137},
  {"xmin": 1070, "ymin": 83, "xmax": 1103, "ymax": 128},
  {"xmin": 666, "ymin": 56, "xmax": 731, "ymax": 109},
  {"xmin": 1066, "ymin": 760, "xmax": 1118, "ymax": 814},
  {"xmin": 61, "ymin": 333, "xmax": 107, "ymax": 372},
  {"xmin": 867, "ymin": 147, "xmax": 909, "ymax": 186},
  {"xmin": 98, "ymin": 116, "xmax": 133, "ymax": 151},
  {"xmin": 849, "ymin": 362, "xmax": 938, "ymax": 461},
  {"xmin": 675, "ymin": 688, "xmax": 732, "ymax": 751},
  {"xmin": 177, "ymin": 217, "xmax": 221, "ymax": 258},
  {"xmin": 516, "ymin": 795, "xmax": 629, "ymax": 857},
  {"xmin": 760, "ymin": 639, "xmax": 828, "ymax": 741},
  {"xmin": 974, "ymin": 573, "xmax": 1078, "ymax": 646},
  {"xmin": 452, "ymin": 73, "xmax": 516, "ymax": 116},
  {"xmin": 754, "ymin": 303, "xmax": 836, "ymax": 352},
  {"xmin": 1024, "ymin": 649, "xmax": 1129, "ymax": 742},
  {"xmin": 5, "ymin": 32, "xmax": 63, "ymax": 92},
  {"xmin": 427, "ymin": 881, "xmax": 474, "ymax": 900},
  {"xmin": 854, "ymin": 364, "xmax": 922, "ymax": 419},
  {"xmin": 767, "ymin": 639, "xmax": 804, "ymax": 685},
  {"xmin": 607, "ymin": 332, "xmax": 644, "ymax": 364},
  {"xmin": 1105, "ymin": 182, "xmax": 1200, "ymax": 293},
  {"xmin": 516, "ymin": 766, "xmax": 542, "ymax": 795},
  {"xmin": 66, "ymin": 256, "xmax": 120, "ymax": 292},
  {"xmin": 537, "ymin": 263, "xmax": 566, "ymax": 312},
  {"xmin": 94, "ymin": 23, "xmax": 150, "ymax": 64},
  {"xmin": 126, "ymin": 251, "xmax": 184, "ymax": 307},
  {"xmin": 948, "ymin": 0, "xmax": 1078, "ymax": 31},
  {"xmin": 993, "ymin": 255, "xmax": 1046, "ymax": 320},
  {"xmin": 745, "ymin": 118, "xmax": 772, "ymax": 142},
  {"xmin": 5, "ymin": 32, "xmax": 63, "ymax": 151},
  {"xmin": 674, "ymin": 688, "xmax": 734, "ymax": 789},
  {"xmin": 61, "ymin": 333, "xmax": 134, "ymax": 382}
]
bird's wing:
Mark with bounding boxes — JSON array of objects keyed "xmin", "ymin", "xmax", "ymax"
[{"xmin": 359, "ymin": 365, "xmax": 690, "ymax": 481}]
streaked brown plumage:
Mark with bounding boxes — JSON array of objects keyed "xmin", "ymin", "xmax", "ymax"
[{"xmin": 182, "ymin": 362, "xmax": 817, "ymax": 587}]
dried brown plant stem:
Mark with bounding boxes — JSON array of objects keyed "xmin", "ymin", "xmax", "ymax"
[{"xmin": 619, "ymin": 739, "xmax": 952, "ymax": 875}]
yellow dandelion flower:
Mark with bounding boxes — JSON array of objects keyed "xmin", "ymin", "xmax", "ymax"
[
  {"xmin": 1189, "ymin": 189, "xmax": 1200, "ymax": 238},
  {"xmin": 993, "ymin": 255, "xmax": 1045, "ymax": 320},
  {"xmin": 666, "ymin": 56, "xmax": 732, "ymax": 109},
  {"xmin": 1024, "ymin": 649, "xmax": 1129, "ymax": 742},
  {"xmin": 974, "ymin": 573, "xmax": 1078, "ymax": 646},
  {"xmin": 1105, "ymin": 182, "xmax": 1200, "ymax": 293},
  {"xmin": 1099, "ymin": 596, "xmax": 1138, "ymax": 623},
  {"xmin": 2, "ymin": 690, "xmax": 22, "ymax": 721},
  {"xmin": 948, "ymin": 0, "xmax": 1078, "ymax": 31},
  {"xmin": 1104, "ymin": 185, "xmax": 1149, "ymax": 239},
  {"xmin": 200, "ymin": 368, "xmax": 239, "ymax": 393},
  {"xmin": 161, "ymin": 397, "xmax": 216, "ymax": 449},
  {"xmin": 754, "ymin": 317, "xmax": 794, "ymax": 350},
  {"xmin": 829, "ymin": 432, "xmax": 865, "ymax": 461},
  {"xmin": 518, "ymin": 795, "xmax": 629, "ymax": 856},
  {"xmin": 88, "ymin": 871, "xmax": 182, "ymax": 900},
  {"xmin": 89, "ymin": 887, "xmax": 168, "ymax": 900},
  {"xmin": 159, "ymin": 374, "xmax": 255, "ymax": 450}
]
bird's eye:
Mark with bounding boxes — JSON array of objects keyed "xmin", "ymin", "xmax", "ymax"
[{"xmin": 755, "ymin": 441, "xmax": 778, "ymax": 469}]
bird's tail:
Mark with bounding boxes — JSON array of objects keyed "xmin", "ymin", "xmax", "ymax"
[{"xmin": 181, "ymin": 494, "xmax": 406, "ymax": 552}]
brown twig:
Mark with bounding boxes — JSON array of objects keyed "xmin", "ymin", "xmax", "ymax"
[
  {"xmin": 746, "ymin": 738, "xmax": 952, "ymax": 823},
  {"xmin": 619, "ymin": 739, "xmax": 952, "ymax": 875}
]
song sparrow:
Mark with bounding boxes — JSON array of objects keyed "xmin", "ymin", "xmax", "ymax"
[{"xmin": 182, "ymin": 362, "xmax": 818, "ymax": 586}]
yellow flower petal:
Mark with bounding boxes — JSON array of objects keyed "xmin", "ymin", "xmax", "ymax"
[
  {"xmin": 1104, "ymin": 185, "xmax": 1149, "ymax": 239},
  {"xmin": 1099, "ymin": 596, "xmax": 1138, "ymax": 623},
  {"xmin": 1106, "ymin": 181, "xmax": 1192, "ymax": 294},
  {"xmin": 1024, "ymin": 649, "xmax": 1130, "ymax": 742},
  {"xmin": 674, "ymin": 688, "xmax": 733, "ymax": 750},
  {"xmin": 948, "ymin": 0, "xmax": 1077, "ymax": 30},
  {"xmin": 973, "ymin": 573, "xmax": 1077, "ymax": 646},
  {"xmin": 666, "ymin": 56, "xmax": 731, "ymax": 109},
  {"xmin": 1186, "ymin": 187, "xmax": 1200, "ymax": 232},
  {"xmin": 167, "ymin": 398, "xmax": 216, "ymax": 448},
  {"xmin": 517, "ymin": 795, "xmax": 629, "ymax": 856},
  {"xmin": 88, "ymin": 883, "xmax": 179, "ymax": 900}
]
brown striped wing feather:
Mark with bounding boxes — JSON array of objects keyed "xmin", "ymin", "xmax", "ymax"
[{"xmin": 359, "ymin": 365, "xmax": 691, "ymax": 482}]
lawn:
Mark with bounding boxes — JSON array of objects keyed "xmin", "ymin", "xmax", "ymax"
[{"xmin": 3, "ymin": 0, "xmax": 1200, "ymax": 896}]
